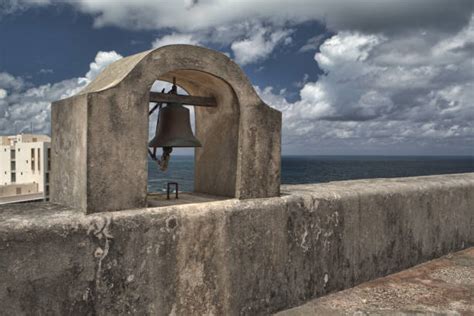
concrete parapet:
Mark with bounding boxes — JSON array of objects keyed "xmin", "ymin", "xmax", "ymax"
[{"xmin": 0, "ymin": 173, "xmax": 473, "ymax": 315}]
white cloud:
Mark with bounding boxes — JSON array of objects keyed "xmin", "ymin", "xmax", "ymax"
[
  {"xmin": 0, "ymin": 72, "xmax": 24, "ymax": 91},
  {"xmin": 150, "ymin": 23, "xmax": 292, "ymax": 65},
  {"xmin": 258, "ymin": 17, "xmax": 474, "ymax": 154},
  {"xmin": 83, "ymin": 50, "xmax": 122, "ymax": 83},
  {"xmin": 231, "ymin": 27, "xmax": 293, "ymax": 65},
  {"xmin": 152, "ymin": 33, "xmax": 201, "ymax": 48},
  {"xmin": 299, "ymin": 35, "xmax": 326, "ymax": 53},
  {"xmin": 38, "ymin": 68, "xmax": 53, "ymax": 74},
  {"xmin": 0, "ymin": 0, "xmax": 50, "ymax": 15},
  {"xmin": 0, "ymin": 51, "xmax": 122, "ymax": 135}
]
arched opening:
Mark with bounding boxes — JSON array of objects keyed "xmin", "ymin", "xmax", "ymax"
[
  {"xmin": 147, "ymin": 80, "xmax": 195, "ymax": 194},
  {"xmin": 146, "ymin": 70, "xmax": 240, "ymax": 207}
]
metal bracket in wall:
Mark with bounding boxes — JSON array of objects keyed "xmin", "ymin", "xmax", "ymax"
[{"xmin": 167, "ymin": 182, "xmax": 178, "ymax": 200}]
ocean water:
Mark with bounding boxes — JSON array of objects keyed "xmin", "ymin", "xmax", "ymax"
[{"xmin": 148, "ymin": 155, "xmax": 474, "ymax": 193}]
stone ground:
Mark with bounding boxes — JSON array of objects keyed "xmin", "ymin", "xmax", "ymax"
[
  {"xmin": 147, "ymin": 192, "xmax": 228, "ymax": 207},
  {"xmin": 277, "ymin": 248, "xmax": 474, "ymax": 315}
]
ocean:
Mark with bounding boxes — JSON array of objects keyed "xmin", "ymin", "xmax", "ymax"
[{"xmin": 148, "ymin": 155, "xmax": 474, "ymax": 193}]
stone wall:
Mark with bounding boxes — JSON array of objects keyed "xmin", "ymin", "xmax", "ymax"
[{"xmin": 0, "ymin": 173, "xmax": 473, "ymax": 315}]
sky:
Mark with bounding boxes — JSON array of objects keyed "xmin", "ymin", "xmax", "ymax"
[{"xmin": 0, "ymin": 0, "xmax": 473, "ymax": 155}]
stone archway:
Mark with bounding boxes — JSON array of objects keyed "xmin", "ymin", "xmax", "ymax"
[{"xmin": 51, "ymin": 45, "xmax": 281, "ymax": 213}]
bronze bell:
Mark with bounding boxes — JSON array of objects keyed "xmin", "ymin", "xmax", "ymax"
[{"xmin": 149, "ymin": 102, "xmax": 202, "ymax": 148}]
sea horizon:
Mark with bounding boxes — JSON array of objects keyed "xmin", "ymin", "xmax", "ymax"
[
  {"xmin": 148, "ymin": 155, "xmax": 474, "ymax": 193},
  {"xmin": 160, "ymin": 154, "xmax": 474, "ymax": 158}
]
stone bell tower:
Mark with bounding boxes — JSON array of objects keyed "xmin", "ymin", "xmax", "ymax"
[{"xmin": 50, "ymin": 45, "xmax": 281, "ymax": 213}]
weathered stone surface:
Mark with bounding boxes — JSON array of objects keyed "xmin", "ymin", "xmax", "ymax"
[
  {"xmin": 51, "ymin": 45, "xmax": 281, "ymax": 214},
  {"xmin": 277, "ymin": 248, "xmax": 474, "ymax": 315},
  {"xmin": 0, "ymin": 173, "xmax": 473, "ymax": 315},
  {"xmin": 50, "ymin": 93, "xmax": 88, "ymax": 211}
]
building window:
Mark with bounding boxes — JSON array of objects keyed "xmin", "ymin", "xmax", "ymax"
[
  {"xmin": 31, "ymin": 148, "xmax": 35, "ymax": 172},
  {"xmin": 47, "ymin": 148, "xmax": 51, "ymax": 171},
  {"xmin": 46, "ymin": 173, "xmax": 50, "ymax": 183},
  {"xmin": 11, "ymin": 173, "xmax": 16, "ymax": 183},
  {"xmin": 38, "ymin": 148, "xmax": 41, "ymax": 172},
  {"xmin": 17, "ymin": 148, "xmax": 20, "ymax": 152},
  {"xmin": 10, "ymin": 149, "xmax": 15, "ymax": 160},
  {"xmin": 16, "ymin": 187, "xmax": 21, "ymax": 195},
  {"xmin": 11, "ymin": 161, "xmax": 15, "ymax": 171}
]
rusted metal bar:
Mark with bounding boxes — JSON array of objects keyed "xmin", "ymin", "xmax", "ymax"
[
  {"xmin": 149, "ymin": 92, "xmax": 217, "ymax": 107},
  {"xmin": 149, "ymin": 103, "xmax": 161, "ymax": 115},
  {"xmin": 167, "ymin": 182, "xmax": 179, "ymax": 200}
]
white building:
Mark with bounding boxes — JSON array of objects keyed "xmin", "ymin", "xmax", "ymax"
[{"xmin": 0, "ymin": 134, "xmax": 51, "ymax": 204}]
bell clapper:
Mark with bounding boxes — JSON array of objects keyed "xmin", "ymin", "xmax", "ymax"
[
  {"xmin": 158, "ymin": 147, "xmax": 173, "ymax": 171},
  {"xmin": 148, "ymin": 146, "xmax": 173, "ymax": 172}
]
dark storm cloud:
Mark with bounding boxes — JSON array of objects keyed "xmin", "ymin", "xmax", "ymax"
[{"xmin": 326, "ymin": 0, "xmax": 474, "ymax": 35}]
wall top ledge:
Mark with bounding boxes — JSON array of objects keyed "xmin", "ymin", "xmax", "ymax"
[
  {"xmin": 282, "ymin": 172, "xmax": 474, "ymax": 198},
  {"xmin": 1, "ymin": 173, "xmax": 473, "ymax": 236}
]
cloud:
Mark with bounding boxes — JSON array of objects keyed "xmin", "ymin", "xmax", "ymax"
[
  {"xmin": 152, "ymin": 33, "xmax": 201, "ymax": 48},
  {"xmin": 0, "ymin": 72, "xmax": 24, "ymax": 91},
  {"xmin": 231, "ymin": 27, "xmax": 293, "ymax": 65},
  {"xmin": 7, "ymin": 0, "xmax": 472, "ymax": 69},
  {"xmin": 83, "ymin": 50, "xmax": 122, "ymax": 82},
  {"xmin": 0, "ymin": 51, "xmax": 122, "ymax": 135},
  {"xmin": 299, "ymin": 35, "xmax": 327, "ymax": 53},
  {"xmin": 38, "ymin": 68, "xmax": 54, "ymax": 74},
  {"xmin": 1, "ymin": 2, "xmax": 473, "ymax": 154},
  {"xmin": 149, "ymin": 23, "xmax": 293, "ymax": 65},
  {"xmin": 258, "ymin": 17, "xmax": 474, "ymax": 154},
  {"xmin": 0, "ymin": 0, "xmax": 50, "ymax": 15},
  {"xmin": 7, "ymin": 0, "xmax": 471, "ymax": 36}
]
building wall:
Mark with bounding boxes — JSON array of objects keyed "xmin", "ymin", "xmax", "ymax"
[
  {"xmin": 0, "ymin": 173, "xmax": 472, "ymax": 315},
  {"xmin": 0, "ymin": 134, "xmax": 50, "ymax": 199},
  {"xmin": 0, "ymin": 145, "xmax": 11, "ymax": 185},
  {"xmin": 14, "ymin": 141, "xmax": 50, "ymax": 194}
]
